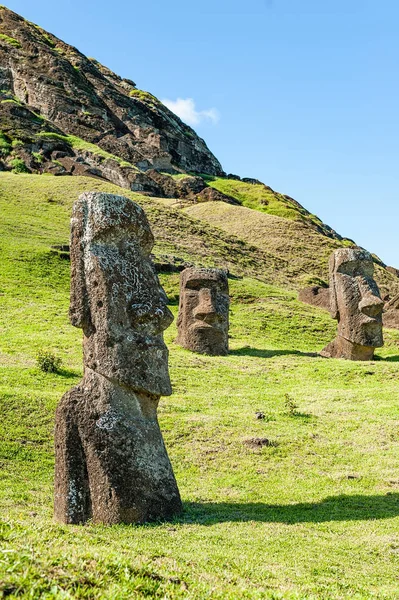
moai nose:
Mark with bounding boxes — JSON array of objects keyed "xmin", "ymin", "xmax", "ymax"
[
  {"xmin": 193, "ymin": 289, "xmax": 218, "ymax": 323},
  {"xmin": 359, "ymin": 293, "xmax": 384, "ymax": 318}
]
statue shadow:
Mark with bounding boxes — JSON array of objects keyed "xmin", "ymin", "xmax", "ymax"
[
  {"xmin": 179, "ymin": 493, "xmax": 399, "ymax": 525},
  {"xmin": 230, "ymin": 347, "xmax": 318, "ymax": 359},
  {"xmin": 378, "ymin": 355, "xmax": 399, "ymax": 362},
  {"xmin": 57, "ymin": 368, "xmax": 81, "ymax": 380}
]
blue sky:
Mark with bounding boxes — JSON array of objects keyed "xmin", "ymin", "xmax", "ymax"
[{"xmin": 4, "ymin": 0, "xmax": 399, "ymax": 265}]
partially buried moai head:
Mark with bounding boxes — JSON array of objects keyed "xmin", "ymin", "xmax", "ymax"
[
  {"xmin": 321, "ymin": 247, "xmax": 383, "ymax": 360},
  {"xmin": 69, "ymin": 192, "xmax": 174, "ymax": 396},
  {"xmin": 176, "ymin": 267, "xmax": 229, "ymax": 355}
]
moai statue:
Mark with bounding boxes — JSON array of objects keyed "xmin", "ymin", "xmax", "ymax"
[
  {"xmin": 320, "ymin": 247, "xmax": 384, "ymax": 361},
  {"xmin": 54, "ymin": 192, "xmax": 182, "ymax": 524},
  {"xmin": 176, "ymin": 267, "xmax": 229, "ymax": 355}
]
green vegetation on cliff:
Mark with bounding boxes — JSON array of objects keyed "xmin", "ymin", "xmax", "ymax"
[
  {"xmin": 36, "ymin": 133, "xmax": 137, "ymax": 169},
  {"xmin": 1, "ymin": 174, "xmax": 399, "ymax": 598},
  {"xmin": 0, "ymin": 33, "xmax": 21, "ymax": 48}
]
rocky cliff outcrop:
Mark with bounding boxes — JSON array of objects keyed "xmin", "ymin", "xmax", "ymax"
[{"xmin": 0, "ymin": 6, "xmax": 223, "ymax": 185}]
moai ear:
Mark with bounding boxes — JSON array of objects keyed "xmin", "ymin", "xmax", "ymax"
[
  {"xmin": 329, "ymin": 252, "xmax": 339, "ymax": 320},
  {"xmin": 69, "ymin": 199, "xmax": 93, "ymax": 333}
]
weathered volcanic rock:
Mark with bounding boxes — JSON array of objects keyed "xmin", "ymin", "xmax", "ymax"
[
  {"xmin": 298, "ymin": 286, "xmax": 330, "ymax": 310},
  {"xmin": 196, "ymin": 186, "xmax": 240, "ymax": 205},
  {"xmin": 54, "ymin": 192, "xmax": 182, "ymax": 524},
  {"xmin": 176, "ymin": 267, "xmax": 230, "ymax": 355},
  {"xmin": 383, "ymin": 293, "xmax": 399, "ymax": 329},
  {"xmin": 0, "ymin": 7, "xmax": 223, "ymax": 177},
  {"xmin": 320, "ymin": 248, "xmax": 384, "ymax": 361}
]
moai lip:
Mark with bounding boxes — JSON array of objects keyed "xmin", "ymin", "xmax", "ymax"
[
  {"xmin": 54, "ymin": 192, "xmax": 182, "ymax": 524},
  {"xmin": 176, "ymin": 267, "xmax": 230, "ymax": 356},
  {"xmin": 320, "ymin": 247, "xmax": 384, "ymax": 361}
]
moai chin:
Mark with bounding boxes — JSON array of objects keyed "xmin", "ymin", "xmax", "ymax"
[
  {"xmin": 176, "ymin": 267, "xmax": 229, "ymax": 355},
  {"xmin": 320, "ymin": 247, "xmax": 384, "ymax": 361},
  {"xmin": 54, "ymin": 192, "xmax": 182, "ymax": 524}
]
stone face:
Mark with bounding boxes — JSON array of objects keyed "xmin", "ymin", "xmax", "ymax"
[
  {"xmin": 176, "ymin": 267, "xmax": 229, "ymax": 355},
  {"xmin": 320, "ymin": 248, "xmax": 384, "ymax": 361},
  {"xmin": 54, "ymin": 192, "xmax": 182, "ymax": 524}
]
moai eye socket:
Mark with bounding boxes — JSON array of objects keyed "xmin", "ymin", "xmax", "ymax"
[
  {"xmin": 177, "ymin": 267, "xmax": 230, "ymax": 356},
  {"xmin": 55, "ymin": 192, "xmax": 182, "ymax": 527},
  {"xmin": 321, "ymin": 247, "xmax": 383, "ymax": 361}
]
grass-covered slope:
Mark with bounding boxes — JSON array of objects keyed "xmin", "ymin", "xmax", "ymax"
[
  {"xmin": 0, "ymin": 173, "xmax": 293, "ymax": 288},
  {"xmin": 184, "ymin": 200, "xmax": 341, "ymax": 286},
  {"xmin": 205, "ymin": 176, "xmax": 343, "ymax": 237},
  {"xmin": 2, "ymin": 173, "xmax": 399, "ymax": 598},
  {"xmin": 182, "ymin": 189, "xmax": 399, "ymax": 295}
]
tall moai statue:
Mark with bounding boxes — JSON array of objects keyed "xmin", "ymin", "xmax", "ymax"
[
  {"xmin": 54, "ymin": 192, "xmax": 182, "ymax": 524},
  {"xmin": 176, "ymin": 267, "xmax": 229, "ymax": 355},
  {"xmin": 320, "ymin": 247, "xmax": 384, "ymax": 361}
]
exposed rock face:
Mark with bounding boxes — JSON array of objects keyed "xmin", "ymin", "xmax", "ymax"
[
  {"xmin": 320, "ymin": 248, "xmax": 384, "ymax": 361},
  {"xmin": 383, "ymin": 293, "xmax": 399, "ymax": 329},
  {"xmin": 195, "ymin": 186, "xmax": 240, "ymax": 205},
  {"xmin": 298, "ymin": 286, "xmax": 330, "ymax": 310},
  {"xmin": 0, "ymin": 7, "xmax": 223, "ymax": 180},
  {"xmin": 54, "ymin": 192, "xmax": 182, "ymax": 524},
  {"xmin": 176, "ymin": 267, "xmax": 229, "ymax": 355}
]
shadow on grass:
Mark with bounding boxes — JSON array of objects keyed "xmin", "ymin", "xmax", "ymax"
[
  {"xmin": 377, "ymin": 355, "xmax": 399, "ymax": 362},
  {"xmin": 230, "ymin": 347, "xmax": 318, "ymax": 359},
  {"xmin": 57, "ymin": 368, "xmax": 81, "ymax": 379},
  {"xmin": 181, "ymin": 494, "xmax": 399, "ymax": 524}
]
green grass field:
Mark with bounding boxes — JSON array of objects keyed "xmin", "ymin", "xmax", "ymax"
[{"xmin": 1, "ymin": 174, "xmax": 399, "ymax": 598}]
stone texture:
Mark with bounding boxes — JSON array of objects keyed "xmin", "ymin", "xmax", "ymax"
[
  {"xmin": 176, "ymin": 267, "xmax": 229, "ymax": 355},
  {"xmin": 196, "ymin": 187, "xmax": 240, "ymax": 205},
  {"xmin": 0, "ymin": 7, "xmax": 223, "ymax": 180},
  {"xmin": 383, "ymin": 293, "xmax": 399, "ymax": 329},
  {"xmin": 54, "ymin": 192, "xmax": 182, "ymax": 524},
  {"xmin": 320, "ymin": 248, "xmax": 384, "ymax": 361},
  {"xmin": 298, "ymin": 286, "xmax": 330, "ymax": 310}
]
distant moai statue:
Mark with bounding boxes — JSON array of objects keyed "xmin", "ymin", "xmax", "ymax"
[
  {"xmin": 54, "ymin": 192, "xmax": 182, "ymax": 525},
  {"xmin": 320, "ymin": 247, "xmax": 384, "ymax": 361},
  {"xmin": 176, "ymin": 267, "xmax": 229, "ymax": 355}
]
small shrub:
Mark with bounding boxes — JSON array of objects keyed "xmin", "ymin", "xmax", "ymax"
[
  {"xmin": 10, "ymin": 158, "xmax": 29, "ymax": 174},
  {"xmin": 0, "ymin": 132, "xmax": 11, "ymax": 156},
  {"xmin": 284, "ymin": 393, "xmax": 299, "ymax": 416},
  {"xmin": 36, "ymin": 350, "xmax": 62, "ymax": 373},
  {"xmin": 284, "ymin": 393, "xmax": 312, "ymax": 419},
  {"xmin": 32, "ymin": 151, "xmax": 44, "ymax": 164},
  {"xmin": 129, "ymin": 89, "xmax": 159, "ymax": 104}
]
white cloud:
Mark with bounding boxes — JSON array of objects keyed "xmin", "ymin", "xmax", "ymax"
[{"xmin": 162, "ymin": 97, "xmax": 220, "ymax": 126}]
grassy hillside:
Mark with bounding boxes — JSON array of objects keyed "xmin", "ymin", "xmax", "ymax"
[
  {"xmin": 158, "ymin": 175, "xmax": 399, "ymax": 295},
  {"xmin": 0, "ymin": 173, "xmax": 293, "ymax": 290},
  {"xmin": 2, "ymin": 173, "xmax": 399, "ymax": 598},
  {"xmin": 206, "ymin": 176, "xmax": 325, "ymax": 222},
  {"xmin": 183, "ymin": 201, "xmax": 341, "ymax": 286}
]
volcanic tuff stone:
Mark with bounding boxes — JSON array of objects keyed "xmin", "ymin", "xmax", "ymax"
[
  {"xmin": 54, "ymin": 192, "xmax": 182, "ymax": 524},
  {"xmin": 177, "ymin": 267, "xmax": 230, "ymax": 355},
  {"xmin": 0, "ymin": 7, "xmax": 222, "ymax": 180},
  {"xmin": 320, "ymin": 248, "xmax": 384, "ymax": 361},
  {"xmin": 383, "ymin": 293, "xmax": 399, "ymax": 330},
  {"xmin": 298, "ymin": 286, "xmax": 330, "ymax": 311}
]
